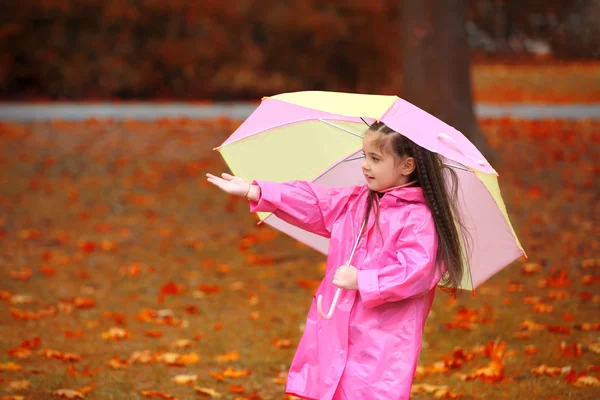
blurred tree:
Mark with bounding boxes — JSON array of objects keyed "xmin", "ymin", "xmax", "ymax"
[{"xmin": 400, "ymin": 0, "xmax": 493, "ymax": 159}]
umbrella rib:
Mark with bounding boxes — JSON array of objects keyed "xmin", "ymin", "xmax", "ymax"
[
  {"xmin": 319, "ymin": 119, "xmax": 364, "ymax": 138},
  {"xmin": 442, "ymin": 163, "xmax": 473, "ymax": 173},
  {"xmin": 343, "ymin": 155, "xmax": 365, "ymax": 162}
]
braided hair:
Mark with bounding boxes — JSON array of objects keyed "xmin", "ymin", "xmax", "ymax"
[{"xmin": 363, "ymin": 122, "xmax": 467, "ymax": 292}]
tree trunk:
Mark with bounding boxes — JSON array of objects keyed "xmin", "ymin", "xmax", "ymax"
[{"xmin": 400, "ymin": 0, "xmax": 494, "ymax": 161}]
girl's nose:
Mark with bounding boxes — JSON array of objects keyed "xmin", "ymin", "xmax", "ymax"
[{"xmin": 362, "ymin": 159, "xmax": 369, "ymax": 170}]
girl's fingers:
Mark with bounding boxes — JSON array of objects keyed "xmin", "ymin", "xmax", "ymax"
[
  {"xmin": 221, "ymin": 173, "xmax": 234, "ymax": 180},
  {"xmin": 206, "ymin": 178, "xmax": 222, "ymax": 188}
]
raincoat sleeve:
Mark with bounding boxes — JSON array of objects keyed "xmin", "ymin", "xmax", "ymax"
[
  {"xmin": 247, "ymin": 180, "xmax": 357, "ymax": 238},
  {"xmin": 357, "ymin": 208, "xmax": 440, "ymax": 308}
]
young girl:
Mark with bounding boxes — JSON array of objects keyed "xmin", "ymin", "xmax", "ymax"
[{"xmin": 206, "ymin": 122, "xmax": 465, "ymax": 400}]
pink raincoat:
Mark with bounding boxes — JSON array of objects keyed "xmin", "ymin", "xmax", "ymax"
[{"xmin": 249, "ymin": 180, "xmax": 442, "ymax": 400}]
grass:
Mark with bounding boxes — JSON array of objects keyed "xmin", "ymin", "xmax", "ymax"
[{"xmin": 0, "ymin": 116, "xmax": 598, "ymax": 399}]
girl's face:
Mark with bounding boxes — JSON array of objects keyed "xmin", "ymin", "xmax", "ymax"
[{"xmin": 361, "ymin": 130, "xmax": 414, "ymax": 192}]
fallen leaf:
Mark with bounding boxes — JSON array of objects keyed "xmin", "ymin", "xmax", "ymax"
[
  {"xmin": 222, "ymin": 367, "xmax": 251, "ymax": 378},
  {"xmin": 140, "ymin": 390, "xmax": 179, "ymax": 399},
  {"xmin": 51, "ymin": 389, "xmax": 85, "ymax": 399},
  {"xmin": 272, "ymin": 338, "xmax": 294, "ymax": 349},
  {"xmin": 172, "ymin": 374, "xmax": 198, "ymax": 385},
  {"xmin": 7, "ymin": 380, "xmax": 30, "ymax": 392},
  {"xmin": 215, "ymin": 351, "xmax": 240, "ymax": 362},
  {"xmin": 0, "ymin": 362, "xmax": 22, "ymax": 371},
  {"xmin": 101, "ymin": 327, "xmax": 131, "ymax": 340},
  {"xmin": 194, "ymin": 387, "xmax": 223, "ymax": 398}
]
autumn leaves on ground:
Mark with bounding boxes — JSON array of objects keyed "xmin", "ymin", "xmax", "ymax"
[{"xmin": 1, "ymin": 83, "xmax": 599, "ymax": 400}]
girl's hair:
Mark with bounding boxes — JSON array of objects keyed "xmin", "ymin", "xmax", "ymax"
[{"xmin": 363, "ymin": 121, "xmax": 468, "ymax": 293}]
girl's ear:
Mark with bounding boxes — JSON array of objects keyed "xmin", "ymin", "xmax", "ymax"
[{"xmin": 402, "ymin": 157, "xmax": 415, "ymax": 176}]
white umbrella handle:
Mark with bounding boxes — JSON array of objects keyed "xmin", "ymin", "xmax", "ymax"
[{"xmin": 316, "ymin": 288, "xmax": 342, "ymax": 319}]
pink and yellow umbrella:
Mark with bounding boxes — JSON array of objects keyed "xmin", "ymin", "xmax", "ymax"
[{"xmin": 215, "ymin": 91, "xmax": 525, "ymax": 315}]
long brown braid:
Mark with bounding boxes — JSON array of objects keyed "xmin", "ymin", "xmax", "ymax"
[{"xmin": 363, "ymin": 122, "xmax": 468, "ymax": 292}]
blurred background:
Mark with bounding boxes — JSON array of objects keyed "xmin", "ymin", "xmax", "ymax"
[
  {"xmin": 1, "ymin": 2, "xmax": 599, "ymax": 399},
  {"xmin": 1, "ymin": 0, "xmax": 598, "ymax": 101}
]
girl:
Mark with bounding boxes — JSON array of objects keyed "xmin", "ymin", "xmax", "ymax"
[{"xmin": 206, "ymin": 121, "xmax": 466, "ymax": 400}]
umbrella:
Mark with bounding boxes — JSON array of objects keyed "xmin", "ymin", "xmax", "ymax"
[{"xmin": 215, "ymin": 91, "xmax": 525, "ymax": 318}]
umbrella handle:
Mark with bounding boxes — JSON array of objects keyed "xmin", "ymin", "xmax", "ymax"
[{"xmin": 316, "ymin": 288, "xmax": 342, "ymax": 320}]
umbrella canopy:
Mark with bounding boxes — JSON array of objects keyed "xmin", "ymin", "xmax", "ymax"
[{"xmin": 216, "ymin": 91, "xmax": 525, "ymax": 290}]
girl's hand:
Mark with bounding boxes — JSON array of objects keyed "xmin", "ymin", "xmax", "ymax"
[
  {"xmin": 206, "ymin": 173, "xmax": 250, "ymax": 197},
  {"xmin": 333, "ymin": 265, "xmax": 358, "ymax": 290}
]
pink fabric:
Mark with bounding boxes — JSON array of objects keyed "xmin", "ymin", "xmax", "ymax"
[
  {"xmin": 249, "ymin": 180, "xmax": 441, "ymax": 400},
  {"xmin": 380, "ymin": 98, "xmax": 496, "ymax": 175},
  {"xmin": 221, "ymin": 98, "xmax": 375, "ymax": 147}
]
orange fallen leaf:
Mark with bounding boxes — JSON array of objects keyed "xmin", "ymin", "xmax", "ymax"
[
  {"xmin": 128, "ymin": 350, "xmax": 155, "ymax": 365},
  {"xmin": 107, "ymin": 356, "xmax": 130, "ymax": 369},
  {"xmin": 217, "ymin": 264, "xmax": 231, "ymax": 275},
  {"xmin": 6, "ymin": 380, "xmax": 30, "ymax": 392},
  {"xmin": 507, "ymin": 282, "xmax": 524, "ymax": 292},
  {"xmin": 158, "ymin": 281, "xmax": 186, "ymax": 302},
  {"xmin": 520, "ymin": 319, "xmax": 546, "ymax": 331},
  {"xmin": 410, "ymin": 383, "xmax": 461, "ymax": 399},
  {"xmin": 523, "ymin": 345, "xmax": 538, "ymax": 355},
  {"xmin": 101, "ymin": 327, "xmax": 131, "ymax": 340},
  {"xmin": 39, "ymin": 265, "xmax": 56, "ymax": 276},
  {"xmin": 548, "ymin": 290, "xmax": 570, "ymax": 300},
  {"xmin": 272, "ymin": 371, "xmax": 287, "ymax": 385},
  {"xmin": 172, "ymin": 339, "xmax": 193, "ymax": 349},
  {"xmin": 272, "ymin": 338, "xmax": 294, "ymax": 349},
  {"xmin": 0, "ymin": 362, "xmax": 22, "ymax": 371},
  {"xmin": 198, "ymin": 284, "xmax": 222, "ymax": 295},
  {"xmin": 547, "ymin": 325, "xmax": 572, "ymax": 334},
  {"xmin": 63, "ymin": 330, "xmax": 84, "ymax": 339},
  {"xmin": 194, "ymin": 387, "xmax": 222, "ymax": 398},
  {"xmin": 77, "ymin": 240, "xmax": 96, "ymax": 253},
  {"xmin": 210, "ymin": 371, "xmax": 226, "ymax": 381},
  {"xmin": 51, "ymin": 389, "xmax": 85, "ymax": 399},
  {"xmin": 7, "ymin": 347, "xmax": 31, "ymax": 359},
  {"xmin": 215, "ymin": 351, "xmax": 240, "ymax": 362},
  {"xmin": 573, "ymin": 375, "xmax": 600, "ymax": 387},
  {"xmin": 39, "ymin": 349, "xmax": 81, "ymax": 362},
  {"xmin": 9, "ymin": 267, "xmax": 33, "ymax": 281},
  {"xmin": 20, "ymin": 337, "xmax": 41, "ymax": 349},
  {"xmin": 73, "ymin": 297, "xmax": 96, "ymax": 309},
  {"xmin": 140, "ymin": 390, "xmax": 179, "ymax": 399},
  {"xmin": 172, "ymin": 374, "xmax": 198, "ymax": 385},
  {"xmin": 249, "ymin": 311, "xmax": 260, "ymax": 320},
  {"xmin": 532, "ymin": 303, "xmax": 553, "ymax": 313},
  {"xmin": 229, "ymin": 384, "xmax": 245, "ymax": 394},
  {"xmin": 222, "ymin": 366, "xmax": 251, "ymax": 378},
  {"xmin": 248, "ymin": 294, "xmax": 259, "ymax": 306},
  {"xmin": 560, "ymin": 342, "xmax": 582, "ymax": 358},
  {"xmin": 576, "ymin": 322, "xmax": 600, "ymax": 331},
  {"xmin": 159, "ymin": 352, "xmax": 199, "ymax": 366},
  {"xmin": 521, "ymin": 262, "xmax": 543, "ymax": 275}
]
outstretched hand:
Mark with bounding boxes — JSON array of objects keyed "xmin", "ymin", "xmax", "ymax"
[{"xmin": 206, "ymin": 173, "xmax": 250, "ymax": 197}]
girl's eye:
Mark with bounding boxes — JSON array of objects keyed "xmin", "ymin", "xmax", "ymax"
[{"xmin": 371, "ymin": 157, "xmax": 379, "ymax": 162}]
